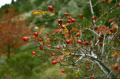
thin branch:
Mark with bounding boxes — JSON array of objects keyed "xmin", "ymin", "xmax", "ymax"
[
  {"xmin": 101, "ymin": 35, "xmax": 106, "ymax": 56},
  {"xmin": 87, "ymin": 28, "xmax": 100, "ymax": 36},
  {"xmin": 75, "ymin": 55, "xmax": 84, "ymax": 63},
  {"xmin": 89, "ymin": 0, "xmax": 96, "ymax": 27}
]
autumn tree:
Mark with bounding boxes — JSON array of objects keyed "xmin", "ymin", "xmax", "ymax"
[{"xmin": 0, "ymin": 7, "xmax": 31, "ymax": 58}]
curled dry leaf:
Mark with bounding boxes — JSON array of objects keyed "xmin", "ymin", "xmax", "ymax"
[
  {"xmin": 112, "ymin": 51, "xmax": 120, "ymax": 58},
  {"xmin": 112, "ymin": 63, "xmax": 120, "ymax": 71},
  {"xmin": 109, "ymin": 21, "xmax": 118, "ymax": 34},
  {"xmin": 95, "ymin": 25, "xmax": 110, "ymax": 34}
]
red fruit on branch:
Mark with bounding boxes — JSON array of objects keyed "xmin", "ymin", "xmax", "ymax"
[
  {"xmin": 66, "ymin": 39, "xmax": 72, "ymax": 44},
  {"xmin": 67, "ymin": 17, "xmax": 76, "ymax": 23},
  {"xmin": 32, "ymin": 51, "xmax": 36, "ymax": 56},
  {"xmin": 51, "ymin": 59, "xmax": 58, "ymax": 65},
  {"xmin": 77, "ymin": 40, "xmax": 82, "ymax": 44},
  {"xmin": 22, "ymin": 36, "xmax": 29, "ymax": 41},
  {"xmin": 33, "ymin": 32, "xmax": 38, "ymax": 37},
  {"xmin": 70, "ymin": 18, "xmax": 76, "ymax": 23},
  {"xmin": 48, "ymin": 5, "xmax": 54, "ymax": 12}
]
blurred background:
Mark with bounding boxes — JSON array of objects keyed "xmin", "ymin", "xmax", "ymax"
[{"xmin": 0, "ymin": 0, "xmax": 120, "ymax": 79}]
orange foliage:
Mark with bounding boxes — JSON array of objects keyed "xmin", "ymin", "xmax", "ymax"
[
  {"xmin": 95, "ymin": 25, "xmax": 110, "ymax": 34},
  {"xmin": 0, "ymin": 20, "xmax": 31, "ymax": 54},
  {"xmin": 112, "ymin": 63, "xmax": 120, "ymax": 71},
  {"xmin": 112, "ymin": 51, "xmax": 120, "ymax": 58},
  {"xmin": 0, "ymin": 8, "xmax": 31, "ymax": 55}
]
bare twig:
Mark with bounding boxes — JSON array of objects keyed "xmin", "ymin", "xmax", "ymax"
[
  {"xmin": 89, "ymin": 0, "xmax": 96, "ymax": 27},
  {"xmin": 87, "ymin": 28, "xmax": 100, "ymax": 36},
  {"xmin": 101, "ymin": 35, "xmax": 106, "ymax": 56}
]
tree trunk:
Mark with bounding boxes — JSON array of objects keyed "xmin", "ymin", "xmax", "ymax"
[
  {"xmin": 90, "ymin": 56, "xmax": 116, "ymax": 79},
  {"xmin": 7, "ymin": 45, "xmax": 11, "ymax": 59}
]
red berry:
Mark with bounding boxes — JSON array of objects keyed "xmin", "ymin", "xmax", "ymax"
[
  {"xmin": 51, "ymin": 59, "xmax": 58, "ymax": 65},
  {"xmin": 66, "ymin": 39, "xmax": 72, "ymax": 44},
  {"xmin": 33, "ymin": 32, "xmax": 38, "ymax": 37},
  {"xmin": 92, "ymin": 16, "xmax": 97, "ymax": 21},
  {"xmin": 77, "ymin": 40, "xmax": 82, "ymax": 44},
  {"xmin": 32, "ymin": 51, "xmax": 36, "ymax": 56},
  {"xmin": 67, "ymin": 17, "xmax": 76, "ymax": 23},
  {"xmin": 48, "ymin": 5, "xmax": 54, "ymax": 12},
  {"xmin": 22, "ymin": 36, "xmax": 29, "ymax": 41},
  {"xmin": 70, "ymin": 18, "xmax": 76, "ymax": 23}
]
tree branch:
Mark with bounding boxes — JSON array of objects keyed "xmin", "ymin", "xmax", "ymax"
[{"xmin": 89, "ymin": 0, "xmax": 96, "ymax": 27}]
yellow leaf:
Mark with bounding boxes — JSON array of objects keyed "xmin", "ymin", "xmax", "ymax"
[
  {"xmin": 62, "ymin": 24, "xmax": 69, "ymax": 34},
  {"xmin": 62, "ymin": 50, "xmax": 70, "ymax": 56},
  {"xmin": 32, "ymin": 10, "xmax": 48, "ymax": 15}
]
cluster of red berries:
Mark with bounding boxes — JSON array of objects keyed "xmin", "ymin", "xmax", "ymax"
[
  {"xmin": 21, "ymin": 32, "xmax": 39, "ymax": 41},
  {"xmin": 22, "ymin": 31, "xmax": 42, "ymax": 54},
  {"xmin": 65, "ymin": 39, "xmax": 91, "ymax": 46},
  {"xmin": 51, "ymin": 56, "xmax": 63, "ymax": 65},
  {"xmin": 67, "ymin": 17, "xmax": 76, "ymax": 24}
]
